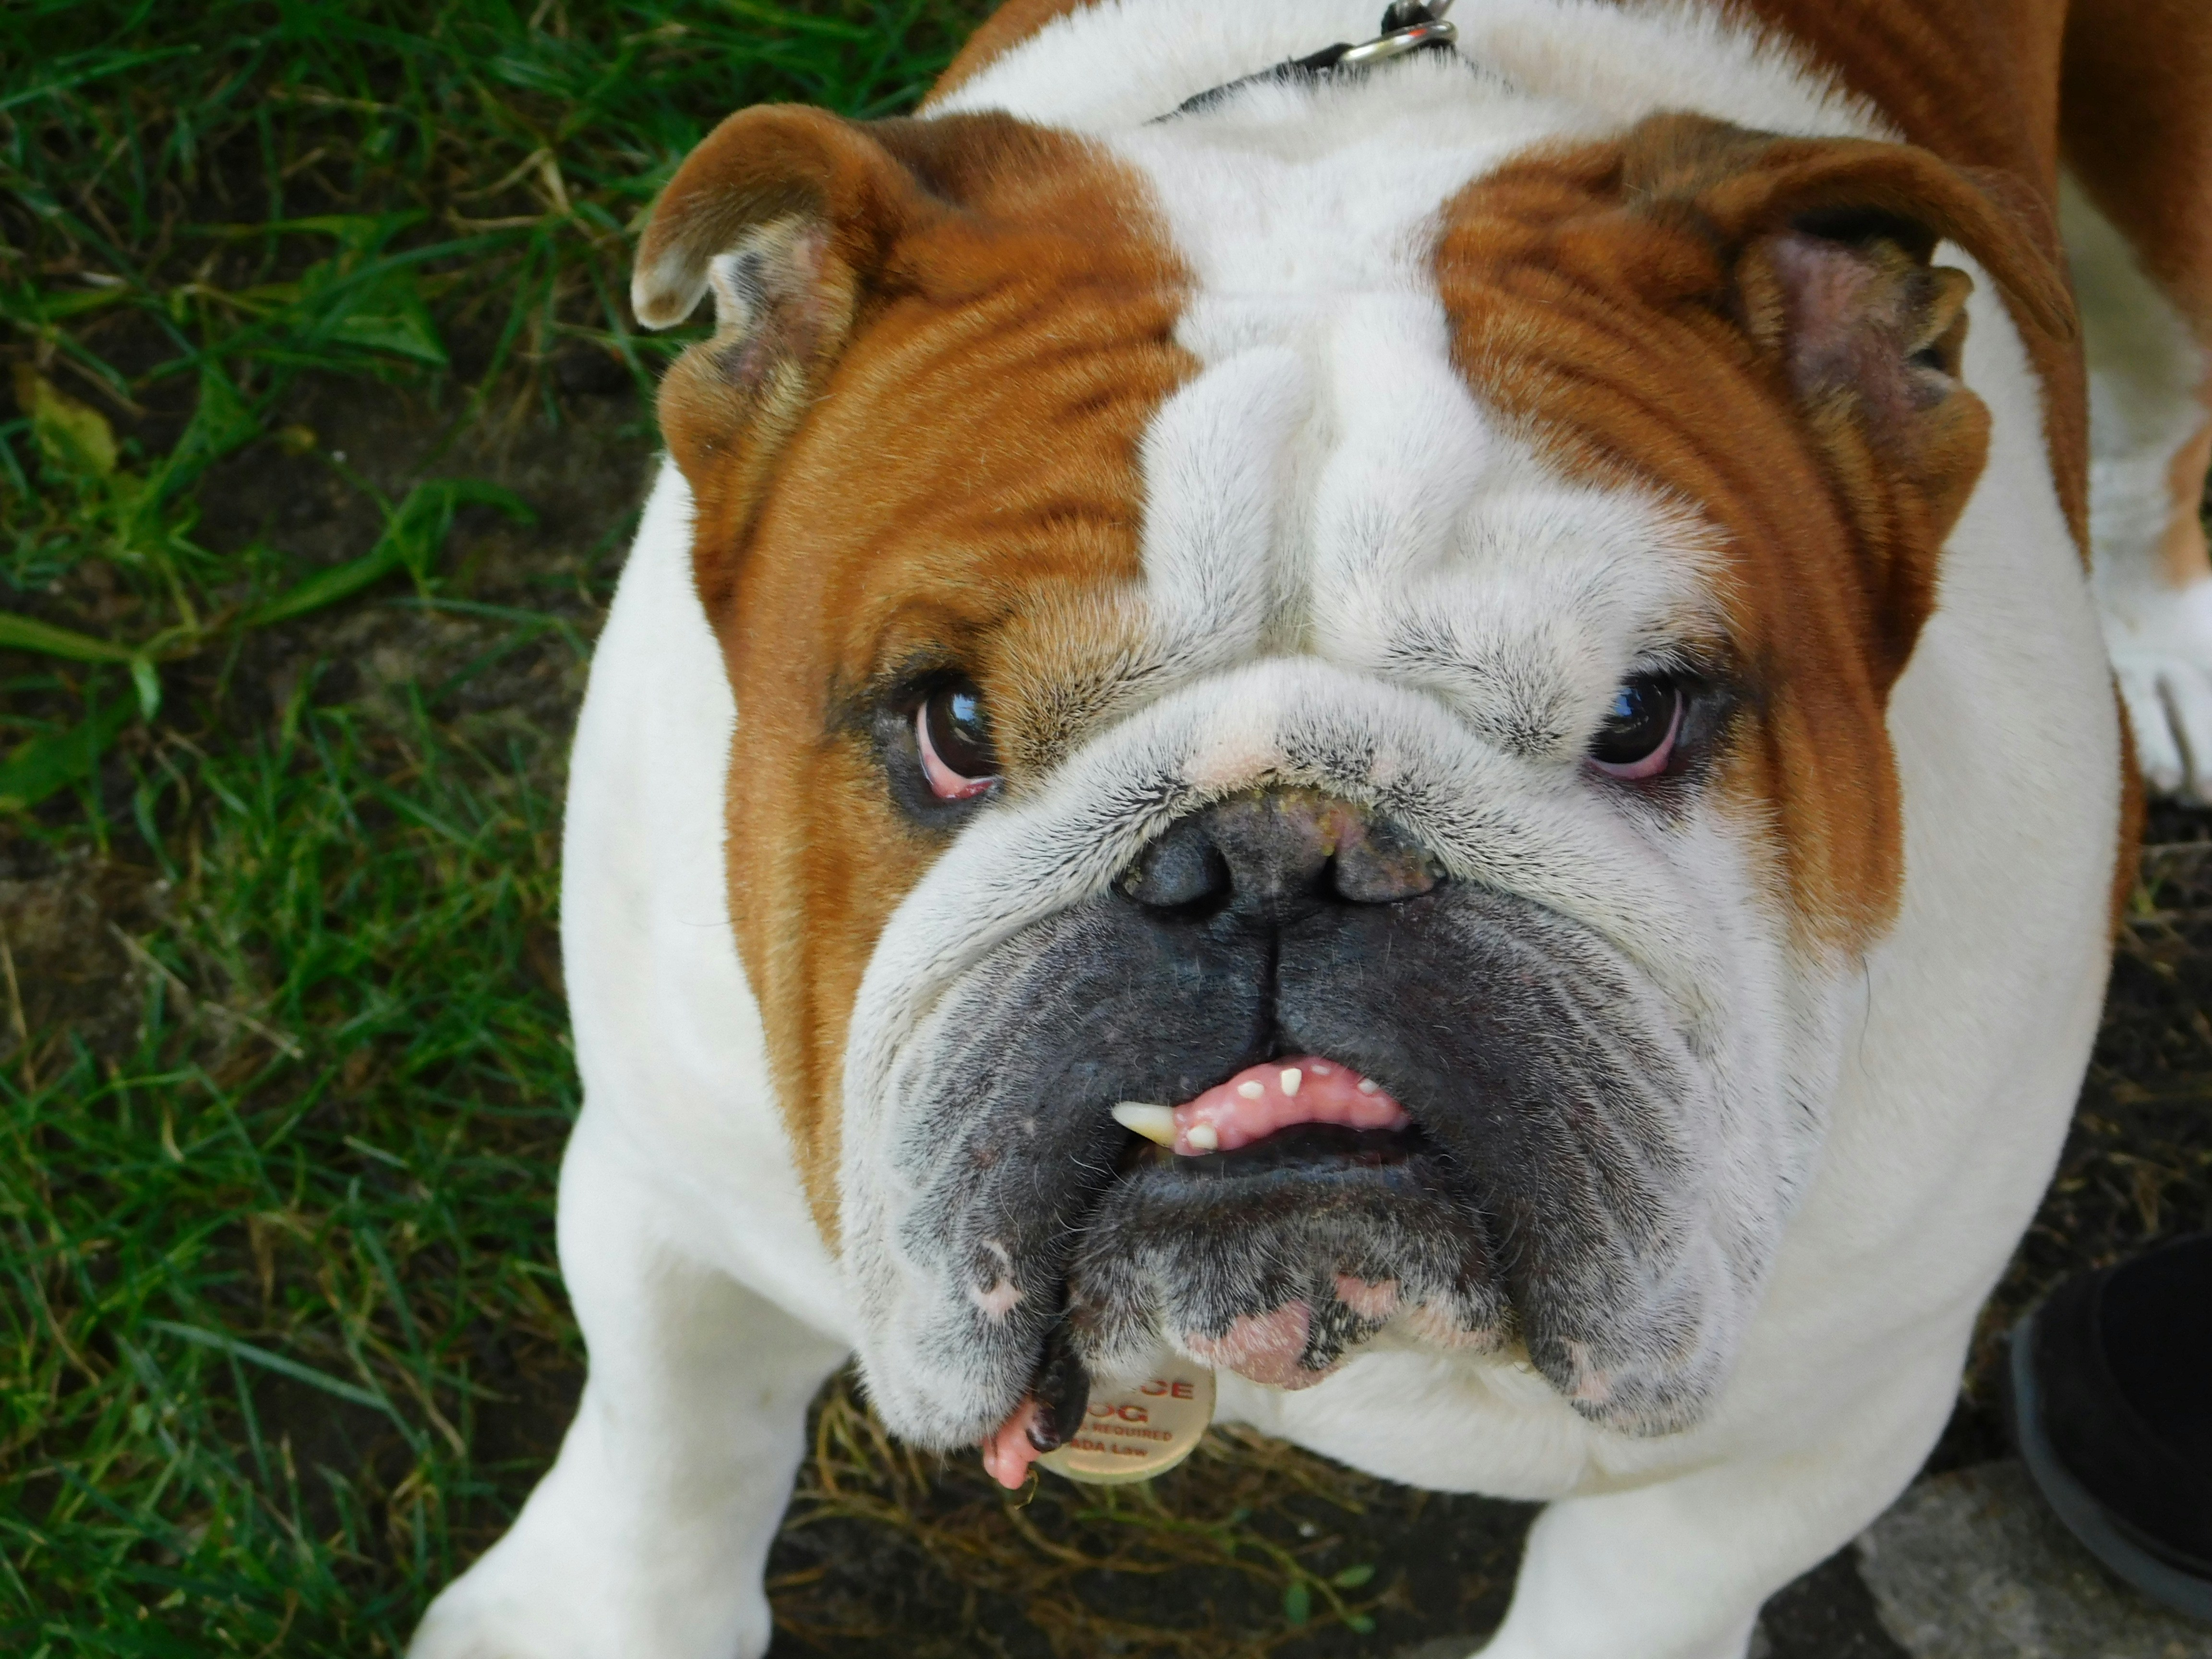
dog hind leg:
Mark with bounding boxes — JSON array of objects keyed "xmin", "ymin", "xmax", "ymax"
[
  {"xmin": 407, "ymin": 1111, "xmax": 847, "ymax": 1659},
  {"xmin": 2060, "ymin": 0, "xmax": 2212, "ymax": 799}
]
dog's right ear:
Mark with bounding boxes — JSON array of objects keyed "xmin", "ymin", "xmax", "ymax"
[
  {"xmin": 632, "ymin": 107, "xmax": 997, "ymax": 598},
  {"xmin": 631, "ymin": 105, "xmax": 935, "ymax": 335}
]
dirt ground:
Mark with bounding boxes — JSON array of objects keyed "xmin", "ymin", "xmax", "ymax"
[{"xmin": 12, "ymin": 373, "xmax": 2208, "ymax": 1657}]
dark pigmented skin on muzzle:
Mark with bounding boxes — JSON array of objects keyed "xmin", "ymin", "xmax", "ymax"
[
  {"xmin": 1067, "ymin": 1119, "xmax": 1505, "ymax": 1381},
  {"xmin": 1027, "ymin": 1316, "xmax": 1091, "ymax": 1450},
  {"xmin": 890, "ymin": 790, "xmax": 1722, "ymax": 1443},
  {"xmin": 1122, "ymin": 789, "xmax": 1444, "ymax": 913},
  {"xmin": 1268, "ymin": 889, "xmax": 1715, "ymax": 1427}
]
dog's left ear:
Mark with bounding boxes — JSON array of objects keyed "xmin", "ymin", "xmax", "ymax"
[{"xmin": 1613, "ymin": 113, "xmax": 2072, "ymax": 666}]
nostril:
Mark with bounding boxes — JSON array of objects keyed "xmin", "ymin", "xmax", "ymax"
[
  {"xmin": 1120, "ymin": 793, "xmax": 1445, "ymax": 919},
  {"xmin": 1331, "ymin": 821, "xmax": 1446, "ymax": 905},
  {"xmin": 1121, "ymin": 821, "xmax": 1231, "ymax": 912}
]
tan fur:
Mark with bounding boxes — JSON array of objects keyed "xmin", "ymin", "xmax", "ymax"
[
  {"xmin": 642, "ymin": 114, "xmax": 1192, "ymax": 1236},
  {"xmin": 2058, "ymin": 0, "xmax": 2212, "ymax": 591},
  {"xmin": 1731, "ymin": 0, "xmax": 2204, "ymax": 926},
  {"xmin": 638, "ymin": 0, "xmax": 2212, "ymax": 1220},
  {"xmin": 2052, "ymin": 0, "xmax": 2210, "ymax": 916},
  {"xmin": 2059, "ymin": 0, "xmax": 2212, "ymax": 337},
  {"xmin": 1435, "ymin": 115, "xmax": 2064, "ymax": 947}
]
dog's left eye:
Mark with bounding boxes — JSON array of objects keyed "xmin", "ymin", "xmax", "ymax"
[
  {"xmin": 917, "ymin": 680, "xmax": 1000, "ymax": 801},
  {"xmin": 1588, "ymin": 675, "xmax": 1683, "ymax": 780}
]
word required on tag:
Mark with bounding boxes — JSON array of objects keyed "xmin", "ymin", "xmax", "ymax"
[{"xmin": 1037, "ymin": 1357, "xmax": 1216, "ymax": 1485}]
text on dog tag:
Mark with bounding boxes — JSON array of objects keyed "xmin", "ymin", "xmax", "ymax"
[{"xmin": 1036, "ymin": 1357, "xmax": 1215, "ymax": 1484}]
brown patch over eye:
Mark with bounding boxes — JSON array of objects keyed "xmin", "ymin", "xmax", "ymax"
[
  {"xmin": 1429, "ymin": 114, "xmax": 2077, "ymax": 954},
  {"xmin": 650, "ymin": 112, "xmax": 1194, "ymax": 1241}
]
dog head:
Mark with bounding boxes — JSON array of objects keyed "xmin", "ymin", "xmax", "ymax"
[{"xmin": 631, "ymin": 101, "xmax": 2066, "ymax": 1447}]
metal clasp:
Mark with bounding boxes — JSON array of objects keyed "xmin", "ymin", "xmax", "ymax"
[
  {"xmin": 1344, "ymin": 0, "xmax": 1458, "ymax": 67},
  {"xmin": 1335, "ymin": 17, "xmax": 1459, "ymax": 71}
]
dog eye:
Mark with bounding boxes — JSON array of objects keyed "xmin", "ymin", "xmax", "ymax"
[
  {"xmin": 1588, "ymin": 675, "xmax": 1683, "ymax": 780},
  {"xmin": 917, "ymin": 680, "xmax": 1000, "ymax": 801}
]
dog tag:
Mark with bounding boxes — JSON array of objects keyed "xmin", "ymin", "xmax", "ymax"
[{"xmin": 1036, "ymin": 1356, "xmax": 1215, "ymax": 1485}]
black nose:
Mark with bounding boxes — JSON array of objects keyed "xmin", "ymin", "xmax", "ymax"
[{"xmin": 1118, "ymin": 790, "xmax": 1444, "ymax": 921}]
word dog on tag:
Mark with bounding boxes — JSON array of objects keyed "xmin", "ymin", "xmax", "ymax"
[{"xmin": 1038, "ymin": 1358, "xmax": 1216, "ymax": 1485}]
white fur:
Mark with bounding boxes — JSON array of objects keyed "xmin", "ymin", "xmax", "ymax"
[
  {"xmin": 2064, "ymin": 176, "xmax": 2212, "ymax": 802},
  {"xmin": 412, "ymin": 6, "xmax": 2122, "ymax": 1658}
]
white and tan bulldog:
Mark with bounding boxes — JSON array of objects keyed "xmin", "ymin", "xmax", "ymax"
[{"xmin": 411, "ymin": 2, "xmax": 2212, "ymax": 1655}]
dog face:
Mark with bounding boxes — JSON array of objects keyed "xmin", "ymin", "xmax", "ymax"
[{"xmin": 631, "ymin": 102, "xmax": 2065, "ymax": 1448}]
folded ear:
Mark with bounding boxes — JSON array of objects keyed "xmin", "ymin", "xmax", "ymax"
[
  {"xmin": 632, "ymin": 104, "xmax": 932, "ymax": 332},
  {"xmin": 629, "ymin": 108, "xmax": 926, "ymax": 597},
  {"xmin": 1616, "ymin": 114, "xmax": 2074, "ymax": 662},
  {"xmin": 635, "ymin": 107, "xmax": 1052, "ymax": 611}
]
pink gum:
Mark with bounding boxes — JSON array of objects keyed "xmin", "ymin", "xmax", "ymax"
[{"xmin": 1174, "ymin": 1054, "xmax": 1409, "ymax": 1154}]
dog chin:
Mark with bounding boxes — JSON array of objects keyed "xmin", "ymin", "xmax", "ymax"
[
  {"xmin": 847, "ymin": 875, "xmax": 1772, "ymax": 1452},
  {"xmin": 1064, "ymin": 1113, "xmax": 1509, "ymax": 1390}
]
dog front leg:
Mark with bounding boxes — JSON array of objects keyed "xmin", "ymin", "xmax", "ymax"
[
  {"xmin": 2063, "ymin": 175, "xmax": 2212, "ymax": 802},
  {"xmin": 409, "ymin": 1113, "xmax": 848, "ymax": 1659},
  {"xmin": 1472, "ymin": 1350, "xmax": 1957, "ymax": 1659}
]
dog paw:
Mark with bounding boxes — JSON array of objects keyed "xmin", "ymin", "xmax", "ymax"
[
  {"xmin": 406, "ymin": 1598, "xmax": 537, "ymax": 1659},
  {"xmin": 406, "ymin": 1574, "xmax": 607, "ymax": 1659},
  {"xmin": 410, "ymin": 1556, "xmax": 776, "ymax": 1659},
  {"xmin": 2104, "ymin": 576, "xmax": 2212, "ymax": 802}
]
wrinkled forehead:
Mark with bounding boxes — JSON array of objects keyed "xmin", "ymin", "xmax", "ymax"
[
  {"xmin": 1099, "ymin": 76, "xmax": 1730, "ymax": 686},
  {"xmin": 752, "ymin": 82, "xmax": 1726, "ymax": 725}
]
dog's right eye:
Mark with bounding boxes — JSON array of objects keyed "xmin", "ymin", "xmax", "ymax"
[{"xmin": 917, "ymin": 680, "xmax": 1000, "ymax": 801}]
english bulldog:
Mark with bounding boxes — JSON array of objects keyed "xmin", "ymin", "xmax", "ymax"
[{"xmin": 410, "ymin": 2, "xmax": 2212, "ymax": 1654}]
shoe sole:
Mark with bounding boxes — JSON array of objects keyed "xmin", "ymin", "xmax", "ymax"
[{"xmin": 2008, "ymin": 1308, "xmax": 2212, "ymax": 1623}]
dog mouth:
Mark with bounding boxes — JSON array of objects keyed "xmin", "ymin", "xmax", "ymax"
[
  {"xmin": 1110, "ymin": 1054, "xmax": 1413, "ymax": 1155},
  {"xmin": 901, "ymin": 879, "xmax": 1740, "ymax": 1475},
  {"xmin": 980, "ymin": 1053, "xmax": 1440, "ymax": 1488}
]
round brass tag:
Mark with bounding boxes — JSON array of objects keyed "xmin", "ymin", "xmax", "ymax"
[{"xmin": 1037, "ymin": 1357, "xmax": 1216, "ymax": 1485}]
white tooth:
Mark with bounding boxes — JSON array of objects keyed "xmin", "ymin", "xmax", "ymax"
[
  {"xmin": 1185, "ymin": 1123, "xmax": 1220, "ymax": 1151},
  {"xmin": 1280, "ymin": 1067, "xmax": 1302, "ymax": 1096},
  {"xmin": 1357, "ymin": 1078, "xmax": 1381, "ymax": 1094},
  {"xmin": 1112, "ymin": 1102, "xmax": 1178, "ymax": 1146},
  {"xmin": 1237, "ymin": 1081, "xmax": 1265, "ymax": 1099}
]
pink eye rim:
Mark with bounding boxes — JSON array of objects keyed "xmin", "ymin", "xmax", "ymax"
[
  {"xmin": 916, "ymin": 682, "xmax": 1000, "ymax": 802},
  {"xmin": 1586, "ymin": 676, "xmax": 1685, "ymax": 781}
]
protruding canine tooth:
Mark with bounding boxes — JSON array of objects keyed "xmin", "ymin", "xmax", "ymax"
[
  {"xmin": 1237, "ymin": 1080, "xmax": 1265, "ymax": 1099},
  {"xmin": 1111, "ymin": 1102, "xmax": 1178, "ymax": 1146},
  {"xmin": 1357, "ymin": 1077, "xmax": 1381, "ymax": 1094},
  {"xmin": 1280, "ymin": 1066, "xmax": 1302, "ymax": 1096},
  {"xmin": 1185, "ymin": 1122, "xmax": 1220, "ymax": 1151}
]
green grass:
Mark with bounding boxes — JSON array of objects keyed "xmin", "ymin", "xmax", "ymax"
[
  {"xmin": 0, "ymin": 5, "xmax": 988, "ymax": 1654},
  {"xmin": 4, "ymin": 685, "xmax": 582, "ymax": 1654},
  {"xmin": 1, "ymin": 7, "xmax": 1455, "ymax": 1656},
  {"xmin": 0, "ymin": 0, "xmax": 979, "ymax": 775},
  {"xmin": 7, "ymin": 5, "xmax": 2210, "ymax": 1658}
]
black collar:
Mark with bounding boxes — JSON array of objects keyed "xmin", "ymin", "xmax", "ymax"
[{"xmin": 1158, "ymin": 0, "xmax": 1460, "ymax": 121}]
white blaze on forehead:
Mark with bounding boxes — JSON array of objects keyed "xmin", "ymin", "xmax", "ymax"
[
  {"xmin": 1139, "ymin": 345, "xmax": 1312, "ymax": 657},
  {"xmin": 1090, "ymin": 59, "xmax": 1726, "ymax": 767},
  {"xmin": 1094, "ymin": 50, "xmax": 1593, "ymax": 663}
]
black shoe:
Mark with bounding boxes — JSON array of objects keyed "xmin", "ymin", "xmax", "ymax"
[{"xmin": 2007, "ymin": 1231, "xmax": 2212, "ymax": 1622}]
